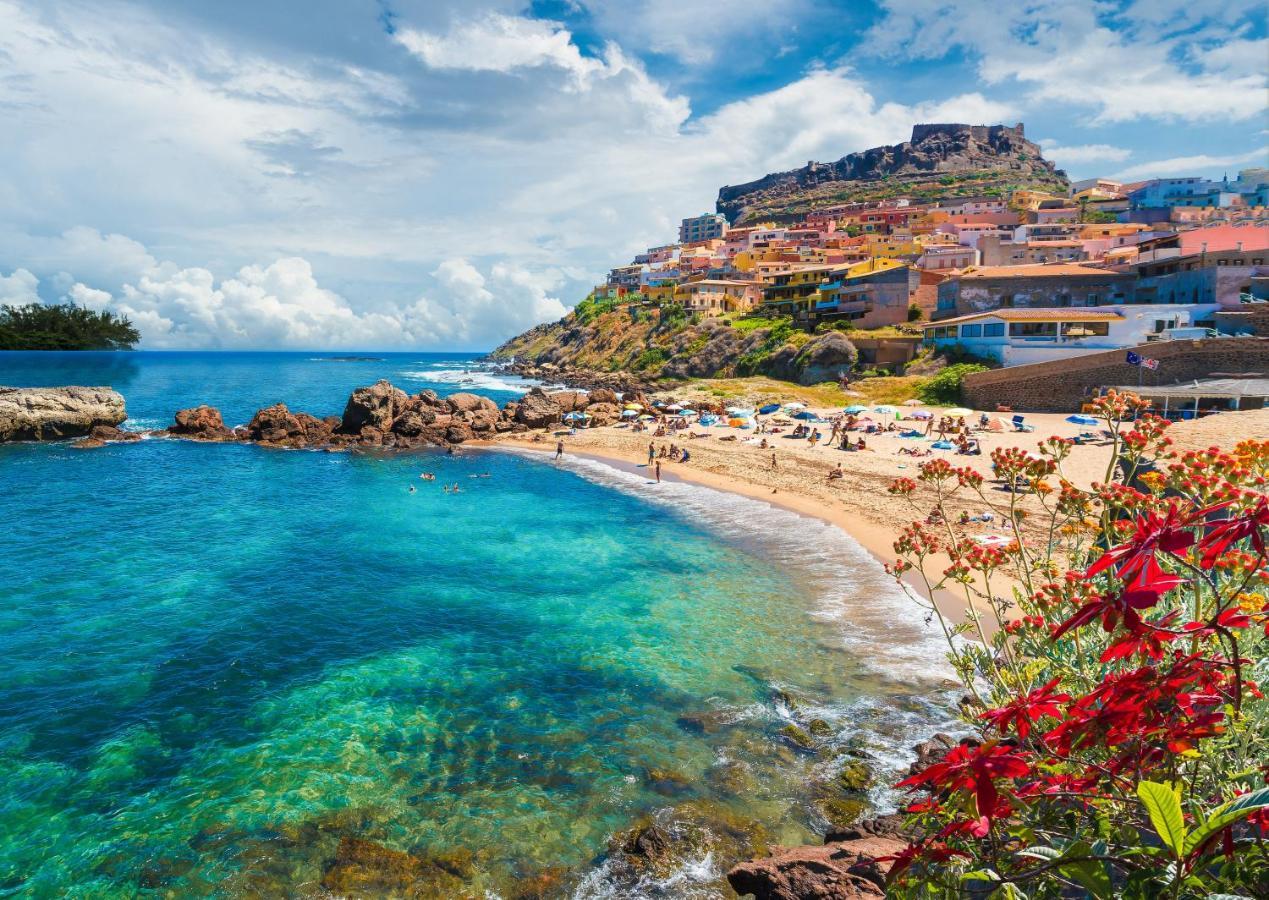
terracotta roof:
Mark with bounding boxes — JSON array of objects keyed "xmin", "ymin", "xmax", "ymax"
[
  {"xmin": 924, "ymin": 308, "xmax": 1125, "ymax": 328},
  {"xmin": 955, "ymin": 263, "xmax": 1126, "ymax": 278}
]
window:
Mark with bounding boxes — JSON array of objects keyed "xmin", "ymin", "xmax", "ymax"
[
  {"xmin": 1063, "ymin": 321, "xmax": 1110, "ymax": 338},
  {"xmin": 961, "ymin": 323, "xmax": 983, "ymax": 338},
  {"xmin": 983, "ymin": 322, "xmax": 1005, "ymax": 337},
  {"xmin": 1086, "ymin": 293, "xmax": 1100, "ymax": 305},
  {"xmin": 1009, "ymin": 322, "xmax": 1058, "ymax": 338}
]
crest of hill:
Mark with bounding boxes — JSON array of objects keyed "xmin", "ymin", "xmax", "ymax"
[{"xmin": 716, "ymin": 123, "xmax": 1069, "ymax": 224}]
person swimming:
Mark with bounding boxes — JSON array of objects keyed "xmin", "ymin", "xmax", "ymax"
[{"xmin": 420, "ymin": 472, "xmax": 435, "ymax": 481}]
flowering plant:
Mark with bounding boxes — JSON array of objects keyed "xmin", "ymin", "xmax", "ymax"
[{"xmin": 883, "ymin": 391, "xmax": 1269, "ymax": 898}]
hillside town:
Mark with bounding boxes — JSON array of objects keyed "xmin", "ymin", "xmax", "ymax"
[{"xmin": 592, "ymin": 157, "xmax": 1269, "ymax": 398}]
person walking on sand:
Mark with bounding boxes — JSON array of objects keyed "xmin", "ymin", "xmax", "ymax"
[
  {"xmin": 555, "ymin": 440, "xmax": 564, "ymax": 460},
  {"xmin": 770, "ymin": 452, "xmax": 778, "ymax": 470},
  {"xmin": 647, "ymin": 442, "xmax": 656, "ymax": 467},
  {"xmin": 654, "ymin": 460, "xmax": 661, "ymax": 483}
]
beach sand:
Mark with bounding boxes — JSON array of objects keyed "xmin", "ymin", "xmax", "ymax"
[{"xmin": 494, "ymin": 404, "xmax": 1268, "ymax": 629}]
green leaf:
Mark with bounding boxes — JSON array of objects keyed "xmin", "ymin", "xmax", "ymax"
[
  {"xmin": 1138, "ymin": 781, "xmax": 1186, "ymax": 855},
  {"xmin": 960, "ymin": 869, "xmax": 1002, "ymax": 882},
  {"xmin": 1059, "ymin": 841, "xmax": 1113, "ymax": 899},
  {"xmin": 1015, "ymin": 846, "xmax": 1060, "ymax": 861},
  {"xmin": 1184, "ymin": 786, "xmax": 1269, "ymax": 857}
]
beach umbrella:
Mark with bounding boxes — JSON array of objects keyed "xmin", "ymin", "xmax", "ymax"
[
  {"xmin": 911, "ymin": 410, "xmax": 933, "ymax": 420},
  {"xmin": 843, "ymin": 404, "xmax": 868, "ymax": 414},
  {"xmin": 621, "ymin": 409, "xmax": 638, "ymax": 418},
  {"xmin": 726, "ymin": 407, "xmax": 755, "ymax": 417},
  {"xmin": 677, "ymin": 408, "xmax": 696, "ymax": 416},
  {"xmin": 1066, "ymin": 414, "xmax": 1099, "ymax": 427},
  {"xmin": 624, "ymin": 402, "xmax": 643, "ymax": 411},
  {"xmin": 639, "ymin": 414, "xmax": 656, "ymax": 421},
  {"xmin": 562, "ymin": 411, "xmax": 587, "ymax": 421},
  {"xmin": 873, "ymin": 405, "xmax": 898, "ymax": 415},
  {"xmin": 783, "ymin": 402, "xmax": 807, "ymax": 410},
  {"xmin": 792, "ymin": 410, "xmax": 820, "ymax": 421},
  {"xmin": 665, "ymin": 403, "xmax": 683, "ymax": 411},
  {"xmin": 946, "ymin": 407, "xmax": 973, "ymax": 417},
  {"xmin": 758, "ymin": 403, "xmax": 781, "ymax": 415},
  {"xmin": 903, "ymin": 399, "xmax": 923, "ymax": 407}
]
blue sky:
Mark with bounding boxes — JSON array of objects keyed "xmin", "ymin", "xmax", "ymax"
[{"xmin": 0, "ymin": 0, "xmax": 1265, "ymax": 349}]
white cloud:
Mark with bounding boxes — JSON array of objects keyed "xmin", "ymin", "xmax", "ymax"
[
  {"xmin": 1111, "ymin": 147, "xmax": 1269, "ymax": 181},
  {"xmin": 66, "ymin": 283, "xmax": 113, "ymax": 309},
  {"xmin": 1038, "ymin": 142, "xmax": 1133, "ymax": 167},
  {"xmin": 865, "ymin": 0, "xmax": 1268, "ymax": 125},
  {"xmin": 0, "ymin": 268, "xmax": 40, "ymax": 304}
]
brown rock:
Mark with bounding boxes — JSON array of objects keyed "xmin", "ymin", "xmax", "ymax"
[
  {"xmin": 583, "ymin": 402, "xmax": 621, "ymax": 426},
  {"xmin": 446, "ymin": 392, "xmax": 485, "ymax": 413},
  {"xmin": 321, "ymin": 836, "xmax": 443, "ymax": 896},
  {"xmin": 246, "ymin": 404, "xmax": 303, "ymax": 444},
  {"xmin": 726, "ymin": 835, "xmax": 906, "ymax": 900},
  {"xmin": 90, "ymin": 424, "xmax": 141, "ymax": 442},
  {"xmin": 70, "ymin": 437, "xmax": 106, "ymax": 449},
  {"xmin": 549, "ymin": 390, "xmax": 589, "ymax": 412},
  {"xmin": 513, "ymin": 388, "xmax": 562, "ymax": 429},
  {"xmin": 170, "ymin": 405, "xmax": 235, "ymax": 440},
  {"xmin": 908, "ymin": 733, "xmax": 958, "ymax": 778},
  {"xmin": 393, "ymin": 409, "xmax": 427, "ymax": 437},
  {"xmin": 340, "ymin": 379, "xmax": 408, "ymax": 434},
  {"xmin": 588, "ymin": 388, "xmax": 619, "ymax": 405}
]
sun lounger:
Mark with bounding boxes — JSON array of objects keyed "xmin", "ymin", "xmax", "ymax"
[{"xmin": 1011, "ymin": 415, "xmax": 1034, "ymax": 433}]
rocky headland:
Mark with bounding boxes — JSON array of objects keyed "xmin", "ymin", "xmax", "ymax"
[
  {"xmin": 717, "ymin": 122, "xmax": 1068, "ymax": 224},
  {"xmin": 0, "ymin": 386, "xmax": 128, "ymax": 442}
]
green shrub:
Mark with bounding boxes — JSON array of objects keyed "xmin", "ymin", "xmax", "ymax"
[
  {"xmin": 916, "ymin": 362, "xmax": 989, "ymax": 404},
  {"xmin": 632, "ymin": 347, "xmax": 668, "ymax": 372},
  {"xmin": 906, "ymin": 303, "xmax": 923, "ymax": 322}
]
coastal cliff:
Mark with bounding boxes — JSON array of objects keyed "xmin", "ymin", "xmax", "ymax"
[
  {"xmin": 0, "ymin": 386, "xmax": 127, "ymax": 441},
  {"xmin": 717, "ymin": 123, "xmax": 1068, "ymax": 224}
]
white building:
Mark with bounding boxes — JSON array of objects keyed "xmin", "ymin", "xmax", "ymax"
[{"xmin": 921, "ymin": 305, "xmax": 1220, "ymax": 367}]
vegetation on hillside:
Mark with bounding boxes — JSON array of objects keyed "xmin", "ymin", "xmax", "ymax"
[{"xmin": 0, "ymin": 303, "xmax": 139, "ymax": 350}]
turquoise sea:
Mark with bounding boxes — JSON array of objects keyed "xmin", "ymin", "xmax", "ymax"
[{"xmin": 0, "ymin": 352, "xmax": 956, "ymax": 898}]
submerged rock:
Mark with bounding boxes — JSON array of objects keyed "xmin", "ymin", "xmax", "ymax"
[
  {"xmin": 320, "ymin": 836, "xmax": 477, "ymax": 898},
  {"xmin": 0, "ymin": 386, "xmax": 126, "ymax": 442}
]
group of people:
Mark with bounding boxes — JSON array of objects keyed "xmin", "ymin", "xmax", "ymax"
[{"xmin": 407, "ymin": 470, "xmax": 491, "ymax": 494}]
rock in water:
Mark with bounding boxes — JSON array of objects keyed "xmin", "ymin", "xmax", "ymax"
[
  {"xmin": 169, "ymin": 405, "xmax": 235, "ymax": 441},
  {"xmin": 0, "ymin": 386, "xmax": 126, "ymax": 442},
  {"xmin": 339, "ymin": 379, "xmax": 408, "ymax": 434}
]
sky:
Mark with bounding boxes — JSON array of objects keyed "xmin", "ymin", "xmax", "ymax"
[{"xmin": 1, "ymin": 0, "xmax": 1266, "ymax": 350}]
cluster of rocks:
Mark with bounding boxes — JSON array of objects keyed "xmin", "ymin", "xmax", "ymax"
[{"xmin": 162, "ymin": 380, "xmax": 639, "ymax": 451}]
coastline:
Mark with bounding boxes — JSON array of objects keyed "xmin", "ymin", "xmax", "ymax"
[{"xmin": 487, "ymin": 434, "xmax": 985, "ymax": 631}]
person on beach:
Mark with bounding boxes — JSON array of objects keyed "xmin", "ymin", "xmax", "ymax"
[
  {"xmin": 770, "ymin": 452, "xmax": 778, "ymax": 469},
  {"xmin": 680, "ymin": 449, "xmax": 691, "ymax": 463},
  {"xmin": 555, "ymin": 440, "xmax": 564, "ymax": 460},
  {"xmin": 654, "ymin": 460, "xmax": 661, "ymax": 483},
  {"xmin": 648, "ymin": 442, "xmax": 656, "ymax": 467},
  {"xmin": 827, "ymin": 463, "xmax": 843, "ymax": 482}
]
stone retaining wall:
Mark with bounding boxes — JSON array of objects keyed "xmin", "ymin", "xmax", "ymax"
[{"xmin": 962, "ymin": 337, "xmax": 1269, "ymax": 412}]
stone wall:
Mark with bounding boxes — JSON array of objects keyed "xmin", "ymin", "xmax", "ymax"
[{"xmin": 962, "ymin": 337, "xmax": 1269, "ymax": 412}]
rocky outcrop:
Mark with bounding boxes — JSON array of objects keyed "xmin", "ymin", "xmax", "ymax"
[
  {"xmin": 514, "ymin": 388, "xmax": 563, "ymax": 429},
  {"xmin": 169, "ymin": 405, "xmax": 235, "ymax": 441},
  {"xmin": 768, "ymin": 332, "xmax": 859, "ymax": 386},
  {"xmin": 0, "ymin": 386, "xmax": 127, "ymax": 442},
  {"xmin": 717, "ymin": 123, "xmax": 1068, "ymax": 224},
  {"xmin": 726, "ymin": 834, "xmax": 905, "ymax": 900},
  {"xmin": 339, "ymin": 379, "xmax": 410, "ymax": 434}
]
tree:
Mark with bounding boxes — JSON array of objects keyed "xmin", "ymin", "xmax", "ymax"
[{"xmin": 0, "ymin": 303, "xmax": 140, "ymax": 350}]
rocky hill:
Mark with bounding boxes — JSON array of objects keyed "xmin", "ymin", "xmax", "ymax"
[
  {"xmin": 717, "ymin": 123, "xmax": 1068, "ymax": 224},
  {"xmin": 491, "ymin": 304, "xmax": 861, "ymax": 387}
]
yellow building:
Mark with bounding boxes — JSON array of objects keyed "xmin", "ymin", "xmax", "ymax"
[
  {"xmin": 1011, "ymin": 189, "xmax": 1065, "ymax": 211},
  {"xmin": 863, "ymin": 235, "xmax": 921, "ymax": 258}
]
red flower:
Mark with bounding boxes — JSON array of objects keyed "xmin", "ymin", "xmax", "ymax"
[
  {"xmin": 1051, "ymin": 573, "xmax": 1186, "ymax": 640},
  {"xmin": 1196, "ymin": 497, "xmax": 1268, "ymax": 568},
  {"xmin": 898, "ymin": 741, "xmax": 1031, "ymax": 826},
  {"xmin": 1084, "ymin": 501, "xmax": 1213, "ymax": 586},
  {"xmin": 1100, "ymin": 610, "xmax": 1181, "ymax": 662},
  {"xmin": 980, "ymin": 679, "xmax": 1070, "ymax": 741}
]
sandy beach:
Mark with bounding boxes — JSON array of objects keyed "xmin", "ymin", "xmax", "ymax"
[{"xmin": 494, "ymin": 401, "xmax": 1269, "ymax": 628}]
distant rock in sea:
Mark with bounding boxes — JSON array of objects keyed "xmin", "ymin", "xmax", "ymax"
[{"xmin": 0, "ymin": 386, "xmax": 127, "ymax": 442}]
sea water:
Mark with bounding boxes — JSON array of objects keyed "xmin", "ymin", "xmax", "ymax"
[{"xmin": 0, "ymin": 352, "xmax": 957, "ymax": 897}]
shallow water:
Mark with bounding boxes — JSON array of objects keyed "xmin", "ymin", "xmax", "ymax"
[{"xmin": 0, "ymin": 352, "xmax": 956, "ymax": 897}]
